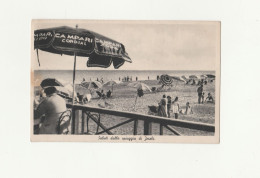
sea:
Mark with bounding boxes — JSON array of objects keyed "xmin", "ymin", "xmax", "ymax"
[{"xmin": 34, "ymin": 70, "xmax": 215, "ymax": 86}]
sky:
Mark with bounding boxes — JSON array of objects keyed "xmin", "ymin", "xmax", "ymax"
[{"xmin": 32, "ymin": 20, "xmax": 220, "ymax": 71}]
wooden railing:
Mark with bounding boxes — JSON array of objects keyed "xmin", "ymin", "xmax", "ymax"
[{"xmin": 67, "ymin": 104, "xmax": 215, "ymax": 135}]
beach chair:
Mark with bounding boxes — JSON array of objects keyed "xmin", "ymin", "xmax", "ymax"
[
  {"xmin": 106, "ymin": 90, "xmax": 112, "ymax": 98},
  {"xmin": 148, "ymin": 105, "xmax": 159, "ymax": 115},
  {"xmin": 56, "ymin": 110, "xmax": 72, "ymax": 134},
  {"xmin": 96, "ymin": 91, "xmax": 106, "ymax": 99},
  {"xmin": 151, "ymin": 87, "xmax": 157, "ymax": 92}
]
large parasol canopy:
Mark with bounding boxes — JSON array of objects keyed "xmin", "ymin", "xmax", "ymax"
[{"xmin": 34, "ymin": 26, "xmax": 131, "ymax": 68}]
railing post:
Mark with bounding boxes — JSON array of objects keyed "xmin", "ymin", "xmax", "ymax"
[
  {"xmin": 144, "ymin": 120, "xmax": 152, "ymax": 135},
  {"xmin": 71, "ymin": 107, "xmax": 76, "ymax": 134},
  {"xmin": 81, "ymin": 110, "xmax": 86, "ymax": 134},
  {"xmin": 74, "ymin": 109, "xmax": 81, "ymax": 134},
  {"xmin": 160, "ymin": 124, "xmax": 163, "ymax": 135},
  {"xmin": 133, "ymin": 120, "xmax": 138, "ymax": 135}
]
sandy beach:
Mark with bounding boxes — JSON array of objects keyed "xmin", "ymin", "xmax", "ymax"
[{"xmin": 34, "ymin": 79, "xmax": 215, "ymax": 136}]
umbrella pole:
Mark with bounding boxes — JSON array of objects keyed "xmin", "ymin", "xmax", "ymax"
[
  {"xmin": 133, "ymin": 95, "xmax": 138, "ymax": 110},
  {"xmin": 72, "ymin": 53, "xmax": 77, "ymax": 105},
  {"xmin": 71, "ymin": 52, "xmax": 77, "ymax": 134}
]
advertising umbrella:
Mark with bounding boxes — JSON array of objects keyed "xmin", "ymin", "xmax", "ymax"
[{"xmin": 159, "ymin": 75, "xmax": 173, "ymax": 86}]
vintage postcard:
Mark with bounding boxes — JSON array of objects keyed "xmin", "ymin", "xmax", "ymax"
[{"xmin": 31, "ymin": 20, "xmax": 220, "ymax": 143}]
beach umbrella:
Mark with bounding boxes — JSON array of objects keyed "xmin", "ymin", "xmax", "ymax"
[
  {"xmin": 189, "ymin": 75, "xmax": 198, "ymax": 79},
  {"xmin": 80, "ymin": 81, "xmax": 103, "ymax": 90},
  {"xmin": 55, "ymin": 86, "xmax": 75, "ymax": 99},
  {"xmin": 40, "ymin": 78, "xmax": 64, "ymax": 88},
  {"xmin": 170, "ymin": 76, "xmax": 186, "ymax": 83},
  {"xmin": 127, "ymin": 82, "xmax": 151, "ymax": 110},
  {"xmin": 206, "ymin": 74, "xmax": 215, "ymax": 79},
  {"xmin": 40, "ymin": 78, "xmax": 75, "ymax": 99},
  {"xmin": 103, "ymin": 80, "xmax": 121, "ymax": 92},
  {"xmin": 127, "ymin": 82, "xmax": 152, "ymax": 92},
  {"xmin": 199, "ymin": 75, "xmax": 208, "ymax": 79},
  {"xmin": 34, "ymin": 25, "xmax": 132, "ymax": 106},
  {"xmin": 159, "ymin": 75, "xmax": 173, "ymax": 86}
]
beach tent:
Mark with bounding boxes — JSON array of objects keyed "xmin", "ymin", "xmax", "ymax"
[{"xmin": 34, "ymin": 25, "xmax": 132, "ymax": 133}]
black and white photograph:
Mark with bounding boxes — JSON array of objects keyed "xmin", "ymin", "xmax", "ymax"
[
  {"xmin": 2, "ymin": 0, "xmax": 260, "ymax": 177},
  {"xmin": 31, "ymin": 20, "xmax": 220, "ymax": 142}
]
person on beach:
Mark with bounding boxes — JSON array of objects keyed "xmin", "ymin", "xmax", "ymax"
[
  {"xmin": 136, "ymin": 76, "xmax": 138, "ymax": 81},
  {"xmin": 34, "ymin": 87, "xmax": 67, "ymax": 134},
  {"xmin": 158, "ymin": 95, "xmax": 167, "ymax": 117},
  {"xmin": 184, "ymin": 102, "xmax": 193, "ymax": 115},
  {"xmin": 172, "ymin": 97, "xmax": 179, "ymax": 119},
  {"xmin": 201, "ymin": 92, "xmax": 205, "ymax": 104},
  {"xmin": 197, "ymin": 84, "xmax": 203, "ymax": 104},
  {"xmin": 167, "ymin": 96, "xmax": 172, "ymax": 118},
  {"xmin": 205, "ymin": 93, "xmax": 214, "ymax": 103}
]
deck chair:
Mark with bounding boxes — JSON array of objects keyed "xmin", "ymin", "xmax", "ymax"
[
  {"xmin": 106, "ymin": 90, "xmax": 112, "ymax": 98},
  {"xmin": 96, "ymin": 91, "xmax": 106, "ymax": 99},
  {"xmin": 56, "ymin": 110, "xmax": 72, "ymax": 134}
]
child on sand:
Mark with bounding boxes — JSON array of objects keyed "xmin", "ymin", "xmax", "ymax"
[
  {"xmin": 167, "ymin": 96, "xmax": 172, "ymax": 118},
  {"xmin": 205, "ymin": 93, "xmax": 214, "ymax": 103},
  {"xmin": 184, "ymin": 102, "xmax": 193, "ymax": 115},
  {"xmin": 201, "ymin": 92, "xmax": 205, "ymax": 104},
  {"xmin": 172, "ymin": 97, "xmax": 179, "ymax": 119}
]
